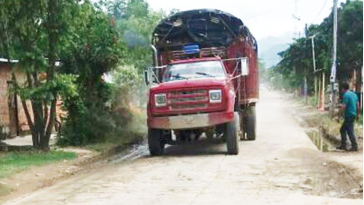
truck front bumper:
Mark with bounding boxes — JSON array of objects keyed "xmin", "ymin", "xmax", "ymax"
[{"xmin": 148, "ymin": 111, "xmax": 234, "ymax": 130}]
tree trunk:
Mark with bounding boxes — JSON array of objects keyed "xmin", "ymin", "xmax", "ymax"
[
  {"xmin": 21, "ymin": 100, "xmax": 38, "ymax": 148},
  {"xmin": 43, "ymin": 99, "xmax": 56, "ymax": 150},
  {"xmin": 40, "ymin": 0, "xmax": 57, "ymax": 151}
]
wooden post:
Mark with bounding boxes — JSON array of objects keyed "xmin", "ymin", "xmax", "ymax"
[
  {"xmin": 318, "ymin": 73, "xmax": 321, "ymax": 108},
  {"xmin": 321, "ymin": 72, "xmax": 325, "ymax": 110},
  {"xmin": 314, "ymin": 75, "xmax": 317, "ymax": 107}
]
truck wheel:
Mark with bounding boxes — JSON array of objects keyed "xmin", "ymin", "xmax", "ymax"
[
  {"xmin": 245, "ymin": 106, "xmax": 256, "ymax": 141},
  {"xmin": 225, "ymin": 112, "xmax": 239, "ymax": 155},
  {"xmin": 148, "ymin": 129, "xmax": 165, "ymax": 156}
]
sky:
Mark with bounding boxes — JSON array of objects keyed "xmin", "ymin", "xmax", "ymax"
[{"xmin": 146, "ymin": 0, "xmax": 347, "ymax": 41}]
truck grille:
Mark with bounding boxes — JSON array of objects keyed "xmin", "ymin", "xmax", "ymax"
[
  {"xmin": 170, "ymin": 104, "xmax": 208, "ymax": 110},
  {"xmin": 168, "ymin": 89, "xmax": 209, "ymax": 111},
  {"xmin": 169, "ymin": 90, "xmax": 207, "ymax": 96}
]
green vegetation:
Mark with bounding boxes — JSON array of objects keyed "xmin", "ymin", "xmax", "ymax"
[
  {"xmin": 0, "ymin": 0, "xmax": 84, "ymax": 150},
  {"xmin": 58, "ymin": 0, "xmax": 165, "ymax": 146},
  {"xmin": 270, "ymin": 1, "xmax": 363, "ymax": 147},
  {"xmin": 302, "ymin": 109, "xmax": 362, "ymax": 144},
  {"xmin": 0, "ymin": 151, "xmax": 76, "ymax": 179},
  {"xmin": 269, "ymin": 0, "xmax": 362, "ymax": 94},
  {"xmin": 0, "ymin": 0, "xmax": 168, "ymax": 148},
  {"xmin": 357, "ymin": 114, "xmax": 363, "ymax": 125}
]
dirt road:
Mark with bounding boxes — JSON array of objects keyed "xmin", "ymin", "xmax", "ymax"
[{"xmin": 4, "ymin": 87, "xmax": 363, "ymax": 205}]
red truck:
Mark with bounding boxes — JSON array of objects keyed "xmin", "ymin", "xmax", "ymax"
[{"xmin": 145, "ymin": 9, "xmax": 258, "ymax": 155}]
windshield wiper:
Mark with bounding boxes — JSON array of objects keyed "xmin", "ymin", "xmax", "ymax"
[
  {"xmin": 170, "ymin": 75, "xmax": 189, "ymax": 80},
  {"xmin": 195, "ymin": 72, "xmax": 216, "ymax": 78}
]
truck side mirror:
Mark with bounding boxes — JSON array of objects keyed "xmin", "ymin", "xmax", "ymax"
[
  {"xmin": 240, "ymin": 58, "xmax": 249, "ymax": 76},
  {"xmin": 144, "ymin": 69, "xmax": 150, "ymax": 85}
]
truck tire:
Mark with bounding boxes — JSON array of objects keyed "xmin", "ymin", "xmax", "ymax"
[
  {"xmin": 225, "ymin": 112, "xmax": 239, "ymax": 155},
  {"xmin": 148, "ymin": 129, "xmax": 165, "ymax": 156},
  {"xmin": 245, "ymin": 106, "xmax": 256, "ymax": 141}
]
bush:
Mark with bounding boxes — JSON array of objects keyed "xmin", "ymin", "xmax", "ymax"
[{"xmin": 58, "ymin": 66, "xmax": 146, "ymax": 147}]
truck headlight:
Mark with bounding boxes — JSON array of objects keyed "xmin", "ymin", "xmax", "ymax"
[
  {"xmin": 209, "ymin": 90, "xmax": 222, "ymax": 103},
  {"xmin": 155, "ymin": 93, "xmax": 167, "ymax": 107}
]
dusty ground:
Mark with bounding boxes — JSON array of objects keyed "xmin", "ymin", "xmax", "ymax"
[
  {"xmin": 0, "ymin": 147, "xmax": 100, "ymax": 202},
  {"xmin": 3, "ymin": 86, "xmax": 363, "ymax": 205},
  {"xmin": 2, "ymin": 134, "xmax": 57, "ymax": 146}
]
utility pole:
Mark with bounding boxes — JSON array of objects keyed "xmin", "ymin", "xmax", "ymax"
[
  {"xmin": 293, "ymin": 0, "xmax": 301, "ymax": 38},
  {"xmin": 330, "ymin": 0, "xmax": 338, "ymax": 117},
  {"xmin": 309, "ymin": 34, "xmax": 318, "ymax": 107}
]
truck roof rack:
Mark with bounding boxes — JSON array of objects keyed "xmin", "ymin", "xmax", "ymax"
[
  {"xmin": 152, "ymin": 9, "xmax": 256, "ymax": 50},
  {"xmin": 168, "ymin": 47, "xmax": 226, "ymax": 61}
]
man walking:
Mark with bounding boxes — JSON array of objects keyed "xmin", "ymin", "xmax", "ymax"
[{"xmin": 336, "ymin": 83, "xmax": 360, "ymax": 151}]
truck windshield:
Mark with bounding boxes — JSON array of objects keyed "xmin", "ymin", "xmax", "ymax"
[{"xmin": 164, "ymin": 61, "xmax": 225, "ymax": 82}]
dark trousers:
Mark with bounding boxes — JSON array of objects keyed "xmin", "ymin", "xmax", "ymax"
[{"xmin": 340, "ymin": 116, "xmax": 357, "ymax": 148}]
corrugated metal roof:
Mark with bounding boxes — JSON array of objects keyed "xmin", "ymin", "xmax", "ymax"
[
  {"xmin": 0, "ymin": 58, "xmax": 60, "ymax": 65},
  {"xmin": 0, "ymin": 58, "xmax": 19, "ymax": 63}
]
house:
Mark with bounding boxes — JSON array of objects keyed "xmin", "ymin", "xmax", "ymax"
[{"xmin": 0, "ymin": 59, "xmax": 33, "ymax": 139}]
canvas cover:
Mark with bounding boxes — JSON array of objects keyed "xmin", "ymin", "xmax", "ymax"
[{"xmin": 152, "ymin": 9, "xmax": 255, "ymax": 50}]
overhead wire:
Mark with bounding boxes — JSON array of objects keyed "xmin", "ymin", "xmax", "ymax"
[
  {"xmin": 245, "ymin": 0, "xmax": 298, "ymax": 20},
  {"xmin": 311, "ymin": 0, "xmax": 329, "ymax": 24}
]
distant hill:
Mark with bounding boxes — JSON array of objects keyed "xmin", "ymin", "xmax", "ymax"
[
  {"xmin": 259, "ymin": 44, "xmax": 290, "ymax": 68},
  {"xmin": 257, "ymin": 32, "xmax": 294, "ymax": 68}
]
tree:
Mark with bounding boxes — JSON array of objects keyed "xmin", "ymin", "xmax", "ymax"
[
  {"xmin": 104, "ymin": 0, "xmax": 166, "ymax": 109},
  {"xmin": 108, "ymin": 0, "xmax": 166, "ymax": 74},
  {"xmin": 58, "ymin": 1, "xmax": 124, "ymax": 145},
  {"xmin": 337, "ymin": 0, "xmax": 363, "ymax": 89},
  {"xmin": 0, "ymin": 1, "xmax": 80, "ymax": 150},
  {"xmin": 0, "ymin": 0, "xmax": 167, "ymax": 147},
  {"xmin": 272, "ymin": 0, "xmax": 362, "ymax": 95}
]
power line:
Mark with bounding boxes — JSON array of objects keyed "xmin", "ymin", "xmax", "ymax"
[
  {"xmin": 311, "ymin": 0, "xmax": 329, "ymax": 24},
  {"xmin": 246, "ymin": 0, "xmax": 298, "ymax": 20}
]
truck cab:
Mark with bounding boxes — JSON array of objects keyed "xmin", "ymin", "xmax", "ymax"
[
  {"xmin": 148, "ymin": 57, "xmax": 234, "ymax": 121},
  {"xmin": 145, "ymin": 9, "xmax": 258, "ymax": 155}
]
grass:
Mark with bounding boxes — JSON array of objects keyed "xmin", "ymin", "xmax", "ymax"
[
  {"xmin": 0, "ymin": 150, "xmax": 76, "ymax": 179},
  {"xmin": 357, "ymin": 114, "xmax": 363, "ymax": 125},
  {"xmin": 0, "ymin": 183, "xmax": 11, "ymax": 198},
  {"xmin": 294, "ymin": 95, "xmax": 363, "ymax": 146},
  {"xmin": 296, "ymin": 95, "xmax": 317, "ymax": 108}
]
